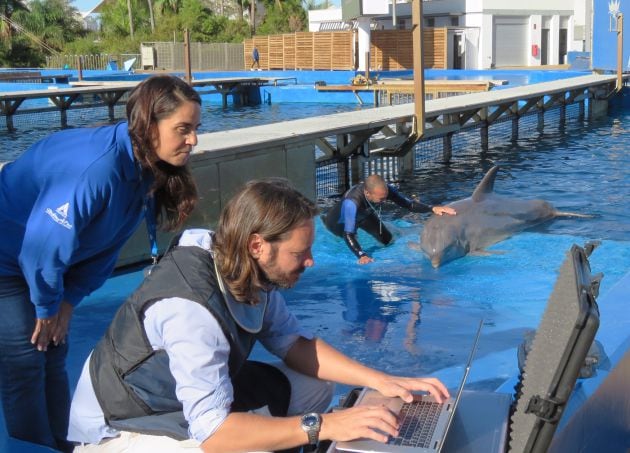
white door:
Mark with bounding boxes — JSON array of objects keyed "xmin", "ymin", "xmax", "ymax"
[{"xmin": 493, "ymin": 16, "xmax": 528, "ymax": 67}]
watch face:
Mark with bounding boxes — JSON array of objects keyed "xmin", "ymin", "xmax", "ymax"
[{"xmin": 303, "ymin": 414, "xmax": 319, "ymax": 428}]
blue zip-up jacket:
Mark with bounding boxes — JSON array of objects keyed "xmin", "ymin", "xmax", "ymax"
[{"xmin": 0, "ymin": 122, "xmax": 152, "ymax": 319}]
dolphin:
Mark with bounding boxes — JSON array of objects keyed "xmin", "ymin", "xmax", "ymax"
[{"xmin": 418, "ymin": 166, "xmax": 588, "ymax": 268}]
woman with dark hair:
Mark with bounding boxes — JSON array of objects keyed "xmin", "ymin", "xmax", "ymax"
[{"xmin": 0, "ymin": 74, "xmax": 201, "ymax": 451}]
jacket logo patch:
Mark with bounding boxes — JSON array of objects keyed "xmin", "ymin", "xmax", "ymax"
[{"xmin": 45, "ymin": 202, "xmax": 73, "ymax": 230}]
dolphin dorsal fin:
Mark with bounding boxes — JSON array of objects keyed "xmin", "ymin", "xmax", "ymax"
[{"xmin": 471, "ymin": 166, "xmax": 499, "ymax": 202}]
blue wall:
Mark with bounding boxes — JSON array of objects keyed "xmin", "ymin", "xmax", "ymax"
[{"xmin": 593, "ymin": 2, "xmax": 630, "ymax": 71}]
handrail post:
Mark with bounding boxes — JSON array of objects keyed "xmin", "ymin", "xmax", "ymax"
[
  {"xmin": 617, "ymin": 13, "xmax": 624, "ymax": 91},
  {"xmin": 412, "ymin": 0, "xmax": 425, "ymax": 138},
  {"xmin": 184, "ymin": 29, "xmax": 192, "ymax": 85}
]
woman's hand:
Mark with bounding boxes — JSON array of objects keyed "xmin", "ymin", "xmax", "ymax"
[{"xmin": 30, "ymin": 301, "xmax": 74, "ymax": 351}]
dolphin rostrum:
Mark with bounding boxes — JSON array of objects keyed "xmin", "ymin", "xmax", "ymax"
[{"xmin": 418, "ymin": 166, "xmax": 589, "ymax": 268}]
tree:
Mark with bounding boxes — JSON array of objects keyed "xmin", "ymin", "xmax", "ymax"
[
  {"xmin": 256, "ymin": 0, "xmax": 306, "ymax": 34},
  {"xmin": 127, "ymin": 0, "xmax": 134, "ymax": 37},
  {"xmin": 155, "ymin": 0, "xmax": 181, "ymax": 14},
  {"xmin": 147, "ymin": 0, "xmax": 155, "ymax": 32},
  {"xmin": 100, "ymin": 0, "xmax": 149, "ymax": 38},
  {"xmin": 0, "ymin": 0, "xmax": 28, "ymax": 49},
  {"xmin": 14, "ymin": 0, "xmax": 84, "ymax": 51},
  {"xmin": 303, "ymin": 0, "xmax": 333, "ymax": 10}
]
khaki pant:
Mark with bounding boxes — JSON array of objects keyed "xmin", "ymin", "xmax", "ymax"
[{"xmin": 74, "ymin": 431, "xmax": 201, "ymax": 452}]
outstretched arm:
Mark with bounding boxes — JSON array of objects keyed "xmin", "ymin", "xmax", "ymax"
[
  {"xmin": 387, "ymin": 185, "xmax": 456, "ymax": 215},
  {"xmin": 387, "ymin": 185, "xmax": 432, "ymax": 213},
  {"xmin": 285, "ymin": 337, "xmax": 449, "ymax": 403}
]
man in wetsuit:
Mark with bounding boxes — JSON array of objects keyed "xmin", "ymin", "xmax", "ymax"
[{"xmin": 323, "ymin": 174, "xmax": 456, "ymax": 264}]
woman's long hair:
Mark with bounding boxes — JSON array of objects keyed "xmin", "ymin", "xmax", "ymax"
[
  {"xmin": 126, "ymin": 75, "xmax": 201, "ymax": 231},
  {"xmin": 213, "ymin": 178, "xmax": 318, "ymax": 304}
]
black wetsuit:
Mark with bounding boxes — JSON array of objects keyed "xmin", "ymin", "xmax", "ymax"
[{"xmin": 322, "ymin": 182, "xmax": 433, "ymax": 258}]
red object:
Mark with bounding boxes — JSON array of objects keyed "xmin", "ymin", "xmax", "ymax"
[{"xmin": 532, "ymin": 44, "xmax": 539, "ymax": 57}]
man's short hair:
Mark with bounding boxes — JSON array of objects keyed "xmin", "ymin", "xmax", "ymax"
[
  {"xmin": 213, "ymin": 178, "xmax": 318, "ymax": 303},
  {"xmin": 364, "ymin": 174, "xmax": 387, "ymax": 192}
]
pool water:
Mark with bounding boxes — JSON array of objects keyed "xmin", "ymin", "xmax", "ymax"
[
  {"xmin": 67, "ymin": 105, "xmax": 630, "ymax": 393},
  {"xmin": 1, "ymin": 84, "xmax": 629, "ymax": 451},
  {"xmin": 0, "ymin": 102, "xmax": 368, "ymax": 162}
]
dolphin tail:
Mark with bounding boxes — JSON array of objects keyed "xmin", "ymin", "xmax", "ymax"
[{"xmin": 554, "ymin": 211, "xmax": 594, "ymax": 218}]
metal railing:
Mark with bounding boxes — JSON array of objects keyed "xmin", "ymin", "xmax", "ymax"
[{"xmin": 46, "ymin": 54, "xmax": 141, "ymax": 71}]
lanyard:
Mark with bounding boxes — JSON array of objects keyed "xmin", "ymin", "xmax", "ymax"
[
  {"xmin": 138, "ymin": 163, "xmax": 158, "ymax": 266},
  {"xmin": 145, "ymin": 195, "xmax": 158, "ymax": 265},
  {"xmin": 364, "ymin": 195, "xmax": 383, "ymax": 235}
]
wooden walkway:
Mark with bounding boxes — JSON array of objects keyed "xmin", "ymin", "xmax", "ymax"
[
  {"xmin": 0, "ymin": 71, "xmax": 70, "ymax": 84},
  {"xmin": 315, "ymin": 79, "xmax": 508, "ymax": 105},
  {"xmin": 0, "ymin": 76, "xmax": 298, "ymax": 130},
  {"xmin": 195, "ymin": 74, "xmax": 619, "ymax": 158}
]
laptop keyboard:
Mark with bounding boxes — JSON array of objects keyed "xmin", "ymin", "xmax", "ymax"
[{"xmin": 389, "ymin": 401, "xmax": 442, "ymax": 448}]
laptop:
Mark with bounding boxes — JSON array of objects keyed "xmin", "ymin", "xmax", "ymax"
[{"xmin": 335, "ymin": 319, "xmax": 484, "ymax": 453}]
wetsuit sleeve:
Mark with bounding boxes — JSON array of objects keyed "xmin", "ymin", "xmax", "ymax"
[
  {"xmin": 340, "ymin": 200, "xmax": 368, "ymax": 258},
  {"xmin": 387, "ymin": 184, "xmax": 432, "ymax": 213},
  {"xmin": 18, "ymin": 172, "xmax": 111, "ymax": 319},
  {"xmin": 343, "ymin": 232, "xmax": 367, "ymax": 259},
  {"xmin": 341, "ymin": 199, "xmax": 358, "ymax": 233}
]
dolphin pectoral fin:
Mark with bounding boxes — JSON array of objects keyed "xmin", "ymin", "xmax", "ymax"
[
  {"xmin": 469, "ymin": 249, "xmax": 506, "ymax": 257},
  {"xmin": 554, "ymin": 211, "xmax": 595, "ymax": 218},
  {"xmin": 408, "ymin": 242, "xmax": 423, "ymax": 251}
]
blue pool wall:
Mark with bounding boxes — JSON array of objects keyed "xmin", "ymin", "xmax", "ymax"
[{"xmin": 0, "ymin": 68, "xmax": 593, "ymax": 106}]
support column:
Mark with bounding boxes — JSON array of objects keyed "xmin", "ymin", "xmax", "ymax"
[
  {"xmin": 443, "ymin": 133, "xmax": 452, "ymax": 163},
  {"xmin": 336, "ymin": 134, "xmax": 348, "ymax": 192},
  {"xmin": 400, "ymin": 141, "xmax": 416, "ymax": 175},
  {"xmin": 511, "ymin": 116, "xmax": 519, "ymax": 142},
  {"xmin": 357, "ymin": 16, "xmax": 371, "ymax": 72},
  {"xmin": 350, "ymin": 152, "xmax": 363, "ymax": 185},
  {"xmin": 480, "ymin": 123, "xmax": 489, "ymax": 151},
  {"xmin": 537, "ymin": 110, "xmax": 544, "ymax": 133}
]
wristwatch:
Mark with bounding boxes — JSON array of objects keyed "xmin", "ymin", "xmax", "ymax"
[{"xmin": 300, "ymin": 412, "xmax": 322, "ymax": 446}]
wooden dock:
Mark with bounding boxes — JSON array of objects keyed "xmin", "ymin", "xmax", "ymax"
[
  {"xmin": 0, "ymin": 76, "xmax": 299, "ymax": 130},
  {"xmin": 315, "ymin": 79, "xmax": 507, "ymax": 105},
  {"xmin": 196, "ymin": 74, "xmax": 619, "ymax": 157},
  {"xmin": 70, "ymin": 76, "xmax": 298, "ymax": 108},
  {"xmin": 0, "ymin": 71, "xmax": 70, "ymax": 84}
]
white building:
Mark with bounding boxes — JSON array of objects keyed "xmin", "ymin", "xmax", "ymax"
[{"xmin": 308, "ymin": 0, "xmax": 592, "ymax": 69}]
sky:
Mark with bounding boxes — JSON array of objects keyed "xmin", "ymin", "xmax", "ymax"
[{"xmin": 72, "ymin": 0, "xmax": 342, "ymax": 14}]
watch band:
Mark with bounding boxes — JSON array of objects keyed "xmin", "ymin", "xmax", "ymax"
[{"xmin": 306, "ymin": 427, "xmax": 318, "ymax": 445}]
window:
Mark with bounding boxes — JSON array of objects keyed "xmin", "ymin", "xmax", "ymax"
[
  {"xmin": 450, "ymin": 16, "xmax": 459, "ymax": 26},
  {"xmin": 427, "ymin": 18, "xmax": 435, "ymax": 27}
]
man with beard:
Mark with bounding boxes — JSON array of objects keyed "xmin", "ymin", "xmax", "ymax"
[{"xmin": 68, "ymin": 178, "xmax": 448, "ymax": 452}]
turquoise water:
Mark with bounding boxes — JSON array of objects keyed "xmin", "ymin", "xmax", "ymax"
[
  {"xmin": 1, "ymin": 73, "xmax": 629, "ymax": 450},
  {"xmin": 60, "ymin": 105, "xmax": 630, "ymax": 392}
]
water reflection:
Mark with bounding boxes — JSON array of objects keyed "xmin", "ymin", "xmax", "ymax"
[{"xmin": 340, "ymin": 279, "xmax": 422, "ymax": 355}]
